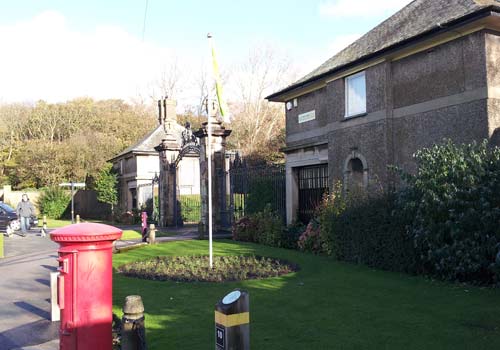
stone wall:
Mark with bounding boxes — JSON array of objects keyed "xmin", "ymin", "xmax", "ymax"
[
  {"xmin": 0, "ymin": 186, "xmax": 41, "ymax": 211},
  {"xmin": 392, "ymin": 32, "xmax": 486, "ymax": 109}
]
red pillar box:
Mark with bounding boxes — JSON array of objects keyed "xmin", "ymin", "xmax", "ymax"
[{"xmin": 50, "ymin": 223, "xmax": 122, "ymax": 350}]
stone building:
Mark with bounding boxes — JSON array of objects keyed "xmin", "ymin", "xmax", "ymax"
[
  {"xmin": 267, "ymin": 0, "xmax": 500, "ymax": 224},
  {"xmin": 110, "ymin": 99, "xmax": 200, "ymax": 211}
]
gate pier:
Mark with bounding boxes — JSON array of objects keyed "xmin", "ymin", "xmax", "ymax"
[{"xmin": 194, "ymin": 117, "xmax": 231, "ymax": 236}]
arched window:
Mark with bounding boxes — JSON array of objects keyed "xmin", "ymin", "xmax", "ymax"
[{"xmin": 343, "ymin": 152, "xmax": 368, "ymax": 191}]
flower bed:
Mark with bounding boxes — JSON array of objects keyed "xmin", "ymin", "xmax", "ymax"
[{"xmin": 117, "ymin": 255, "xmax": 298, "ymax": 282}]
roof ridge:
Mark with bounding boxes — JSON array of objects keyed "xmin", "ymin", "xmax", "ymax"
[{"xmin": 268, "ymin": 0, "xmax": 498, "ymax": 101}]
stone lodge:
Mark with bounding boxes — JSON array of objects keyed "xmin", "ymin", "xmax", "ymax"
[{"xmin": 267, "ymin": 0, "xmax": 500, "ymax": 224}]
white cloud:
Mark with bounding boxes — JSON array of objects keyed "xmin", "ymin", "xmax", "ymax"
[
  {"xmin": 319, "ymin": 0, "xmax": 412, "ymax": 18},
  {"xmin": 0, "ymin": 11, "xmax": 186, "ymax": 104}
]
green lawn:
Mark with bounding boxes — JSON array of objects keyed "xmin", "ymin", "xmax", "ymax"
[
  {"xmin": 119, "ymin": 229, "xmax": 177, "ymax": 240},
  {"xmin": 38, "ymin": 220, "xmax": 174, "ymax": 240},
  {"xmin": 38, "ymin": 218, "xmax": 73, "ymax": 228},
  {"xmin": 112, "ymin": 240, "xmax": 500, "ymax": 349}
]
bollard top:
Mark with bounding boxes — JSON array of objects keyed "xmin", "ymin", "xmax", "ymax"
[
  {"xmin": 216, "ymin": 289, "xmax": 249, "ymax": 315},
  {"xmin": 123, "ymin": 295, "xmax": 145, "ymax": 315},
  {"xmin": 50, "ymin": 223, "xmax": 123, "ymax": 243}
]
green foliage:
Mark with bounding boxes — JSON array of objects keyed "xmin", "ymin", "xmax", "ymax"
[
  {"xmin": 0, "ymin": 99, "xmax": 156, "ymax": 189},
  {"xmin": 179, "ymin": 194, "xmax": 201, "ymax": 223},
  {"xmin": 322, "ymin": 193, "xmax": 415, "ymax": 272},
  {"xmin": 281, "ymin": 222, "xmax": 305, "ymax": 250},
  {"xmin": 244, "ymin": 170, "xmax": 285, "ymax": 215},
  {"xmin": 297, "ymin": 220, "xmax": 322, "ymax": 254},
  {"xmin": 397, "ymin": 140, "xmax": 500, "ymax": 284},
  {"xmin": 94, "ymin": 164, "xmax": 118, "ymax": 208},
  {"xmin": 232, "ymin": 206, "xmax": 284, "ymax": 248},
  {"xmin": 317, "ymin": 183, "xmax": 347, "ymax": 255},
  {"xmin": 37, "ymin": 186, "xmax": 70, "ymax": 219},
  {"xmin": 232, "ymin": 216, "xmax": 257, "ymax": 242},
  {"xmin": 295, "ymin": 184, "xmax": 347, "ymax": 255}
]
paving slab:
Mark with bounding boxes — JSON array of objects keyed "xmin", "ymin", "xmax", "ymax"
[{"xmin": 0, "ymin": 232, "xmax": 59, "ymax": 349}]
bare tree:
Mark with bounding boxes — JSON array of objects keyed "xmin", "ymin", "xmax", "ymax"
[
  {"xmin": 148, "ymin": 57, "xmax": 182, "ymax": 101},
  {"xmin": 228, "ymin": 45, "xmax": 297, "ymax": 159}
]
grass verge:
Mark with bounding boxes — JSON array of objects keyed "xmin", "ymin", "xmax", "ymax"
[
  {"xmin": 38, "ymin": 220, "xmax": 175, "ymax": 240},
  {"xmin": 113, "ymin": 240, "xmax": 500, "ymax": 349}
]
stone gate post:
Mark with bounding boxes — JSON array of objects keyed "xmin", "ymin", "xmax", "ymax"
[
  {"xmin": 154, "ymin": 128, "xmax": 180, "ymax": 227},
  {"xmin": 194, "ymin": 114, "xmax": 231, "ymax": 236}
]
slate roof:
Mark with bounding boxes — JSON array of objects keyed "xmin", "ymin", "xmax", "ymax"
[
  {"xmin": 110, "ymin": 123, "xmax": 184, "ymax": 161},
  {"xmin": 268, "ymin": 0, "xmax": 500, "ymax": 101}
]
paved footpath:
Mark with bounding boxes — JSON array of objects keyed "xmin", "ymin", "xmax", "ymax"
[
  {"xmin": 0, "ymin": 225, "xmax": 231, "ymax": 349},
  {"xmin": 0, "ymin": 232, "xmax": 60, "ymax": 350}
]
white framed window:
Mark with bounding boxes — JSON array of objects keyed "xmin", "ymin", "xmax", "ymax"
[{"xmin": 345, "ymin": 71, "xmax": 366, "ymax": 118}]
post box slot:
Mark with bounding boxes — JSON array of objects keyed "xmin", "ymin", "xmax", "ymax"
[
  {"xmin": 57, "ymin": 257, "xmax": 69, "ymax": 274},
  {"xmin": 57, "ymin": 274, "xmax": 65, "ymax": 310}
]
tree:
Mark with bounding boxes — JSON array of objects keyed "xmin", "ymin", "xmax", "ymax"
[
  {"xmin": 94, "ymin": 163, "xmax": 118, "ymax": 220},
  {"xmin": 227, "ymin": 45, "xmax": 297, "ymax": 162},
  {"xmin": 147, "ymin": 58, "xmax": 183, "ymax": 101},
  {"xmin": 0, "ymin": 98, "xmax": 156, "ymax": 189}
]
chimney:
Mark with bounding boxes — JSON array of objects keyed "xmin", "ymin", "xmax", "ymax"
[
  {"xmin": 158, "ymin": 99, "xmax": 163, "ymax": 125},
  {"xmin": 164, "ymin": 98, "xmax": 177, "ymax": 122},
  {"xmin": 157, "ymin": 97, "xmax": 177, "ymax": 125}
]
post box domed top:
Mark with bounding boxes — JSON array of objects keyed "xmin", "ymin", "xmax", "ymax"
[{"xmin": 50, "ymin": 223, "xmax": 123, "ymax": 243}]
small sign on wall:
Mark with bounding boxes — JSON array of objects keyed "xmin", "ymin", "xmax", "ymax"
[{"xmin": 298, "ymin": 110, "xmax": 316, "ymax": 123}]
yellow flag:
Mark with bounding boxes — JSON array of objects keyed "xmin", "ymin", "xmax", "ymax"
[{"xmin": 209, "ymin": 35, "xmax": 230, "ymax": 123}]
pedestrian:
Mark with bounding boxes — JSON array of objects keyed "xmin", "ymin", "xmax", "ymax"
[{"xmin": 16, "ymin": 194, "xmax": 35, "ymax": 236}]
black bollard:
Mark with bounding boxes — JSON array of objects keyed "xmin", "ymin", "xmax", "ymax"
[
  {"xmin": 122, "ymin": 295, "xmax": 147, "ymax": 350},
  {"xmin": 215, "ymin": 289, "xmax": 250, "ymax": 350}
]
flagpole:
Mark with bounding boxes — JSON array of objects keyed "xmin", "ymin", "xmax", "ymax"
[{"xmin": 207, "ymin": 33, "xmax": 214, "ymax": 269}]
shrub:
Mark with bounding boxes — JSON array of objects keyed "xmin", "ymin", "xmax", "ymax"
[
  {"xmin": 281, "ymin": 222, "xmax": 306, "ymax": 250},
  {"xmin": 94, "ymin": 164, "xmax": 118, "ymax": 218},
  {"xmin": 37, "ymin": 186, "xmax": 70, "ymax": 219},
  {"xmin": 314, "ymin": 180, "xmax": 415, "ymax": 271},
  {"xmin": 397, "ymin": 140, "xmax": 500, "ymax": 284},
  {"xmin": 232, "ymin": 206, "xmax": 284, "ymax": 248},
  {"xmin": 232, "ymin": 216, "xmax": 258, "ymax": 242},
  {"xmin": 254, "ymin": 210, "xmax": 283, "ymax": 247},
  {"xmin": 297, "ymin": 220, "xmax": 322, "ymax": 254},
  {"xmin": 317, "ymin": 183, "xmax": 347, "ymax": 255},
  {"xmin": 329, "ymin": 193, "xmax": 415, "ymax": 272}
]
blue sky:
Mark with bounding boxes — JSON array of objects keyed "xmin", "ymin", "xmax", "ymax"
[{"xmin": 0, "ymin": 0, "xmax": 412, "ymax": 105}]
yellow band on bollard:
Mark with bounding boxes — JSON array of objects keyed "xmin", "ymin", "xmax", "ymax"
[{"xmin": 215, "ymin": 311, "xmax": 250, "ymax": 327}]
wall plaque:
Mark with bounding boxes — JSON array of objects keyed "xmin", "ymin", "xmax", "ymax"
[{"xmin": 298, "ymin": 110, "xmax": 315, "ymax": 123}]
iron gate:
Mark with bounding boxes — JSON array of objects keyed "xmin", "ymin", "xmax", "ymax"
[
  {"xmin": 297, "ymin": 164, "xmax": 329, "ymax": 224},
  {"xmin": 227, "ymin": 155, "xmax": 286, "ymax": 224}
]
